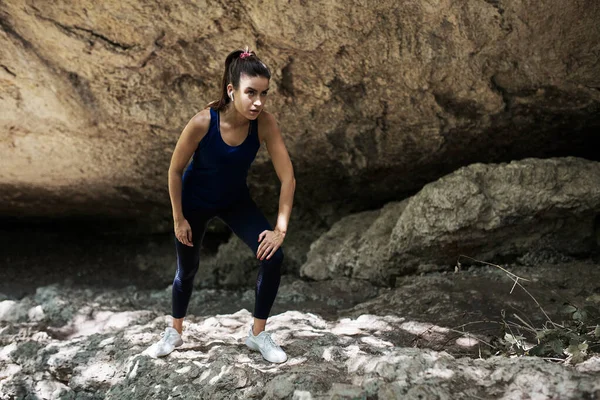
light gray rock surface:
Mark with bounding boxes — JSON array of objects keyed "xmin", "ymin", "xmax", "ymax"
[
  {"xmin": 301, "ymin": 202, "xmax": 407, "ymax": 283},
  {"xmin": 2, "ymin": 262, "xmax": 600, "ymax": 399}
]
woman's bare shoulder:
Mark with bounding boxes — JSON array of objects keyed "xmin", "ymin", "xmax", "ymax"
[
  {"xmin": 181, "ymin": 108, "xmax": 211, "ymax": 140},
  {"xmin": 257, "ymin": 110, "xmax": 279, "ymax": 133},
  {"xmin": 258, "ymin": 110, "xmax": 277, "ymax": 125},
  {"xmin": 190, "ymin": 108, "xmax": 212, "ymax": 130},
  {"xmin": 257, "ymin": 110, "xmax": 282, "ymax": 143}
]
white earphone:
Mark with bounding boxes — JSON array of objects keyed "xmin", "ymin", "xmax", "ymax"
[{"xmin": 229, "ymin": 92, "xmax": 234, "ymax": 101}]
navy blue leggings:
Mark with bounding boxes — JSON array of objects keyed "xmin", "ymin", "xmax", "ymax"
[{"xmin": 172, "ymin": 196, "xmax": 283, "ymax": 320}]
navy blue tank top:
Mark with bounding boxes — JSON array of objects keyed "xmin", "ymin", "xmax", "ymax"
[{"xmin": 182, "ymin": 108, "xmax": 260, "ymax": 210}]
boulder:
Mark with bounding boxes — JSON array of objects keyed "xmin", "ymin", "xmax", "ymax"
[{"xmin": 301, "ymin": 157, "xmax": 600, "ymax": 285}]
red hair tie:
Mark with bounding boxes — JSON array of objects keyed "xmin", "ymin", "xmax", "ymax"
[{"xmin": 240, "ymin": 51, "xmax": 252, "ymax": 59}]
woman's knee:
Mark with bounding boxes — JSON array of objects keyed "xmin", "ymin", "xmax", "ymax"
[
  {"xmin": 177, "ymin": 264, "xmax": 199, "ymax": 282},
  {"xmin": 262, "ymin": 247, "xmax": 284, "ymax": 269},
  {"xmin": 174, "ymin": 238, "xmax": 201, "ymax": 281}
]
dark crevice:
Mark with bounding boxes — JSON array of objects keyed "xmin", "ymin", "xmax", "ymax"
[
  {"xmin": 66, "ymin": 71, "xmax": 99, "ymax": 110},
  {"xmin": 1, "ymin": 64, "xmax": 16, "ymax": 77},
  {"xmin": 35, "ymin": 14, "xmax": 134, "ymax": 52},
  {"xmin": 483, "ymin": 0, "xmax": 513, "ymax": 33},
  {"xmin": 0, "ymin": 13, "xmax": 34, "ymax": 50},
  {"xmin": 376, "ymin": 100, "xmax": 389, "ymax": 131},
  {"xmin": 483, "ymin": 0, "xmax": 502, "ymax": 13},
  {"xmin": 69, "ymin": 24, "xmax": 134, "ymax": 51},
  {"xmin": 139, "ymin": 51, "xmax": 156, "ymax": 68},
  {"xmin": 139, "ymin": 32, "xmax": 165, "ymax": 68},
  {"xmin": 279, "ymin": 58, "xmax": 295, "ymax": 97},
  {"xmin": 336, "ymin": 45, "xmax": 349, "ymax": 57},
  {"xmin": 213, "ymin": 19, "xmax": 224, "ymax": 34},
  {"xmin": 0, "ymin": 12, "xmax": 69, "ymax": 75},
  {"xmin": 432, "ymin": 91, "xmax": 484, "ymax": 119},
  {"xmin": 154, "ymin": 30, "xmax": 165, "ymax": 49},
  {"xmin": 325, "ymin": 77, "xmax": 366, "ymax": 112},
  {"xmin": 489, "ymin": 75, "xmax": 510, "ymax": 112}
]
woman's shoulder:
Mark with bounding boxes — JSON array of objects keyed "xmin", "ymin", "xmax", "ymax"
[
  {"xmin": 181, "ymin": 108, "xmax": 212, "ymax": 143},
  {"xmin": 257, "ymin": 110, "xmax": 278, "ymax": 131},
  {"xmin": 258, "ymin": 110, "xmax": 276, "ymax": 123},
  {"xmin": 257, "ymin": 110, "xmax": 281, "ymax": 143},
  {"xmin": 189, "ymin": 108, "xmax": 211, "ymax": 135},
  {"xmin": 190, "ymin": 108, "xmax": 212, "ymax": 130}
]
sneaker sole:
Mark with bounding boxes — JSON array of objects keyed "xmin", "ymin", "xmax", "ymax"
[
  {"xmin": 245, "ymin": 338, "xmax": 287, "ymax": 363},
  {"xmin": 146, "ymin": 339, "xmax": 184, "ymax": 358},
  {"xmin": 245, "ymin": 337, "xmax": 260, "ymax": 351}
]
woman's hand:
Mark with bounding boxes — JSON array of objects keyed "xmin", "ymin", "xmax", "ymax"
[
  {"xmin": 175, "ymin": 219, "xmax": 193, "ymax": 247},
  {"xmin": 257, "ymin": 229, "xmax": 285, "ymax": 260}
]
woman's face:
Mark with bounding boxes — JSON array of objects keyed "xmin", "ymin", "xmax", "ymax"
[{"xmin": 230, "ymin": 74, "xmax": 270, "ymax": 120}]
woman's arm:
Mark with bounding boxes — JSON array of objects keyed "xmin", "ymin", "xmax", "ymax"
[
  {"xmin": 256, "ymin": 111, "xmax": 296, "ymax": 260},
  {"xmin": 168, "ymin": 109, "xmax": 210, "ymax": 246}
]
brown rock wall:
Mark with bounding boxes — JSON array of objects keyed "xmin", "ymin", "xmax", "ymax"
[{"xmin": 1, "ymin": 0, "xmax": 599, "ymax": 229}]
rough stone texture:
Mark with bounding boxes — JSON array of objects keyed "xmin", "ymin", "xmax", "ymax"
[
  {"xmin": 301, "ymin": 202, "xmax": 407, "ymax": 282},
  {"xmin": 388, "ymin": 157, "xmax": 600, "ymax": 273},
  {"xmin": 1, "ymin": 0, "xmax": 599, "ymax": 230},
  {"xmin": 301, "ymin": 157, "xmax": 600, "ymax": 285},
  {"xmin": 1, "ymin": 264, "xmax": 600, "ymax": 400}
]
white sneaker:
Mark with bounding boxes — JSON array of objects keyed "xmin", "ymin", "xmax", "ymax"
[
  {"xmin": 144, "ymin": 327, "xmax": 183, "ymax": 358},
  {"xmin": 245, "ymin": 327, "xmax": 287, "ymax": 363}
]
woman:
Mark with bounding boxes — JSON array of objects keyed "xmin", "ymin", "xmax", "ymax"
[{"xmin": 146, "ymin": 47, "xmax": 295, "ymax": 363}]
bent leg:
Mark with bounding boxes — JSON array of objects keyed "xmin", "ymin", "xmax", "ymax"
[
  {"xmin": 172, "ymin": 209, "xmax": 213, "ymax": 319},
  {"xmin": 219, "ymin": 197, "xmax": 284, "ymax": 321}
]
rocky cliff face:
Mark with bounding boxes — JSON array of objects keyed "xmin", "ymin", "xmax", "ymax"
[{"xmin": 1, "ymin": 0, "xmax": 599, "ymax": 230}]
